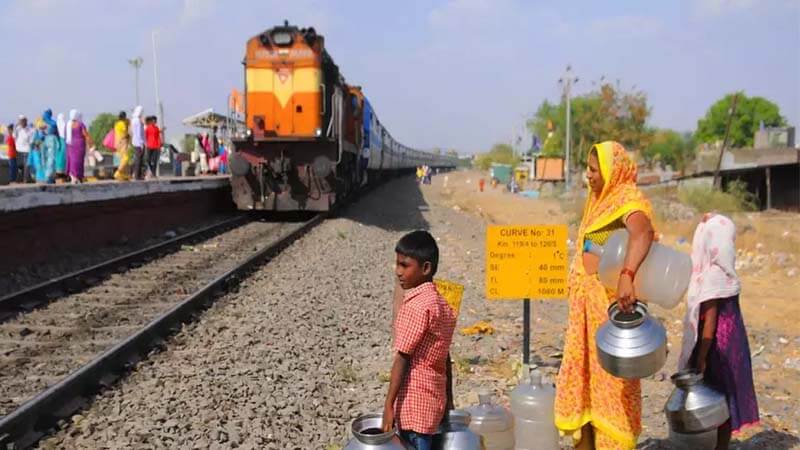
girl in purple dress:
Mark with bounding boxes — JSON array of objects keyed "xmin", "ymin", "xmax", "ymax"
[
  {"xmin": 679, "ymin": 213, "xmax": 759, "ymax": 449},
  {"xmin": 66, "ymin": 109, "xmax": 91, "ymax": 184}
]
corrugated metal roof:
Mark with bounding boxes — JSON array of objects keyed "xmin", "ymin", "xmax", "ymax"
[{"xmin": 694, "ymin": 147, "xmax": 799, "ymax": 173}]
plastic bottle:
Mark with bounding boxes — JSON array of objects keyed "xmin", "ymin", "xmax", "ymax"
[
  {"xmin": 509, "ymin": 370, "xmax": 558, "ymax": 450},
  {"xmin": 465, "ymin": 392, "xmax": 514, "ymax": 450},
  {"xmin": 584, "ymin": 228, "xmax": 691, "ymax": 309}
]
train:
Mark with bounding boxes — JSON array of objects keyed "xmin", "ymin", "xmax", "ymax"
[{"xmin": 228, "ymin": 22, "xmax": 456, "ymax": 211}]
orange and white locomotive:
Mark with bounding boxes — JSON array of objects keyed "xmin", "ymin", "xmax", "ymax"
[{"xmin": 228, "ymin": 22, "xmax": 455, "ymax": 211}]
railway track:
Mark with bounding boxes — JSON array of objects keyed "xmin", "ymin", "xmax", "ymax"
[
  {"xmin": 0, "ymin": 212, "xmax": 323, "ymax": 448},
  {"xmin": 0, "ymin": 215, "xmax": 248, "ymax": 323}
]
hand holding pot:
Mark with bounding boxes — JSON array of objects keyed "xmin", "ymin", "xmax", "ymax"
[
  {"xmin": 382, "ymin": 403, "xmax": 395, "ymax": 432},
  {"xmin": 616, "ymin": 272, "xmax": 636, "ymax": 313}
]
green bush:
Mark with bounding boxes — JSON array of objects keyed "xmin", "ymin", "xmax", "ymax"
[
  {"xmin": 678, "ymin": 180, "xmax": 757, "ymax": 213},
  {"xmin": 473, "ymin": 143, "xmax": 520, "ymax": 170}
]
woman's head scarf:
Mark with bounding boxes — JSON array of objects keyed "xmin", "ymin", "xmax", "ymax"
[
  {"xmin": 678, "ymin": 213, "xmax": 740, "ymax": 369},
  {"xmin": 42, "ymin": 109, "xmax": 58, "ymax": 135},
  {"xmin": 578, "ymin": 141, "xmax": 652, "ymax": 245},
  {"xmin": 66, "ymin": 109, "xmax": 82, "ymax": 145},
  {"xmin": 57, "ymin": 113, "xmax": 67, "ymax": 138}
]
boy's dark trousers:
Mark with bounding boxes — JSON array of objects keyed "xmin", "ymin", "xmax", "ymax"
[
  {"xmin": 131, "ymin": 146, "xmax": 145, "ymax": 179},
  {"xmin": 147, "ymin": 147, "xmax": 160, "ymax": 176},
  {"xmin": 17, "ymin": 154, "xmax": 30, "ymax": 182}
]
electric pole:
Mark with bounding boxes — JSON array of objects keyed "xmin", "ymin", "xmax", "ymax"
[
  {"xmin": 713, "ymin": 93, "xmax": 740, "ymax": 189},
  {"xmin": 559, "ymin": 65, "xmax": 578, "ymax": 188},
  {"xmin": 128, "ymin": 57, "xmax": 143, "ymax": 106}
]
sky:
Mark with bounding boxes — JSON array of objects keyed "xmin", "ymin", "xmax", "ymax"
[{"xmin": 1, "ymin": 0, "xmax": 798, "ymax": 154}]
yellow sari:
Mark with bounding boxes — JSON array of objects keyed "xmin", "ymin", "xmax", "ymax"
[{"xmin": 554, "ymin": 141, "xmax": 653, "ymax": 449}]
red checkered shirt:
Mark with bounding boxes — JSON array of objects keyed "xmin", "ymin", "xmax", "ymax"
[{"xmin": 393, "ymin": 282, "xmax": 456, "ymax": 434}]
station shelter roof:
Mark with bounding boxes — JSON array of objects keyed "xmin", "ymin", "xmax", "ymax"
[{"xmin": 182, "ymin": 108, "xmax": 244, "ymax": 130}]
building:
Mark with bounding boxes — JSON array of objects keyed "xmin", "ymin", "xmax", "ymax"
[{"xmin": 693, "ymin": 147, "xmax": 800, "ymax": 210}]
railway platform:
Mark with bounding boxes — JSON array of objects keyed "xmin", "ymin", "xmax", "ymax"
[{"xmin": 0, "ymin": 176, "xmax": 235, "ymax": 271}]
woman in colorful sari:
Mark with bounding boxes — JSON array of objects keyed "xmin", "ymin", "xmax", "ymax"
[
  {"xmin": 555, "ymin": 141, "xmax": 655, "ymax": 449},
  {"xmin": 42, "ymin": 109, "xmax": 59, "ymax": 183},
  {"xmin": 113, "ymin": 111, "xmax": 131, "ymax": 181},
  {"xmin": 55, "ymin": 112, "xmax": 68, "ymax": 180},
  {"xmin": 29, "ymin": 119, "xmax": 48, "ymax": 183},
  {"xmin": 66, "ymin": 109, "xmax": 91, "ymax": 183}
]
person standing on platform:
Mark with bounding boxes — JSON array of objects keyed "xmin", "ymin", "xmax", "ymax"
[
  {"xmin": 217, "ymin": 139, "xmax": 228, "ymax": 174},
  {"xmin": 13, "ymin": 116, "xmax": 33, "ymax": 183},
  {"xmin": 41, "ymin": 109, "xmax": 58, "ymax": 183},
  {"xmin": 145, "ymin": 115, "xmax": 162, "ymax": 179},
  {"xmin": 66, "ymin": 109, "xmax": 91, "ymax": 184},
  {"xmin": 6, "ymin": 124, "xmax": 17, "ymax": 183},
  {"xmin": 130, "ymin": 106, "xmax": 145, "ymax": 180},
  {"xmin": 113, "ymin": 111, "xmax": 131, "ymax": 181},
  {"xmin": 30, "ymin": 118, "xmax": 48, "ymax": 183},
  {"xmin": 55, "ymin": 112, "xmax": 67, "ymax": 181}
]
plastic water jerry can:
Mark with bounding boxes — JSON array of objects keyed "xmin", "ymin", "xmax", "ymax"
[
  {"xmin": 465, "ymin": 393, "xmax": 514, "ymax": 449},
  {"xmin": 509, "ymin": 370, "xmax": 558, "ymax": 450}
]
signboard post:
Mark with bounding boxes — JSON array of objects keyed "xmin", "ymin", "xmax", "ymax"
[{"xmin": 486, "ymin": 225, "xmax": 568, "ymax": 364}]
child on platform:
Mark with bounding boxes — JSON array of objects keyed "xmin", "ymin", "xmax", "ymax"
[
  {"xmin": 145, "ymin": 116, "xmax": 162, "ymax": 179},
  {"xmin": 679, "ymin": 213, "xmax": 759, "ymax": 449},
  {"xmin": 382, "ymin": 230, "xmax": 456, "ymax": 450}
]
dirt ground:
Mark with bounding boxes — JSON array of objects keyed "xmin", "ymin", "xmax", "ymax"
[{"xmin": 423, "ymin": 169, "xmax": 799, "ymax": 449}]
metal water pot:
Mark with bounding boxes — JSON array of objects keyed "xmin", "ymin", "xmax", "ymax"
[
  {"xmin": 595, "ymin": 302, "xmax": 667, "ymax": 379},
  {"xmin": 668, "ymin": 428, "xmax": 718, "ymax": 449},
  {"xmin": 344, "ymin": 414, "xmax": 411, "ymax": 450},
  {"xmin": 665, "ymin": 370, "xmax": 730, "ymax": 433},
  {"xmin": 433, "ymin": 410, "xmax": 484, "ymax": 450}
]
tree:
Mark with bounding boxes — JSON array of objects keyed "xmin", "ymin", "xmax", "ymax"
[
  {"xmin": 89, "ymin": 113, "xmax": 118, "ymax": 151},
  {"xmin": 181, "ymin": 134, "xmax": 196, "ymax": 154},
  {"xmin": 474, "ymin": 143, "xmax": 519, "ymax": 170},
  {"xmin": 695, "ymin": 93, "xmax": 786, "ymax": 148},
  {"xmin": 643, "ymin": 130, "xmax": 696, "ymax": 174},
  {"xmin": 528, "ymin": 81, "xmax": 653, "ymax": 169},
  {"xmin": 446, "ymin": 149, "xmax": 459, "ymax": 158}
]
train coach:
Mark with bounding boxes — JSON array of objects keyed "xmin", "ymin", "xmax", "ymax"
[{"xmin": 228, "ymin": 22, "xmax": 455, "ymax": 211}]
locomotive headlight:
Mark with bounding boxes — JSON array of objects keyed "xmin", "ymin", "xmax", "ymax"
[
  {"xmin": 246, "ymin": 128, "xmax": 252, "ymax": 137},
  {"xmin": 272, "ymin": 31, "xmax": 293, "ymax": 46},
  {"xmin": 315, "ymin": 128, "xmax": 322, "ymax": 137}
]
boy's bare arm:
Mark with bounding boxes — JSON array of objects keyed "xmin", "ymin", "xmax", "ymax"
[{"xmin": 382, "ymin": 351, "xmax": 410, "ymax": 432}]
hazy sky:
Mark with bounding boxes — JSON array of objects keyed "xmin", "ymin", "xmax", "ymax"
[{"xmin": 1, "ymin": 0, "xmax": 798, "ymax": 153}]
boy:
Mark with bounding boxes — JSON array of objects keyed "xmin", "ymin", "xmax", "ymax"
[
  {"xmin": 145, "ymin": 116, "xmax": 162, "ymax": 178},
  {"xmin": 382, "ymin": 230, "xmax": 456, "ymax": 450}
]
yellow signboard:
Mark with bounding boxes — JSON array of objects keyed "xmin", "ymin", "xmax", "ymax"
[
  {"xmin": 486, "ymin": 225, "xmax": 569, "ymax": 300},
  {"xmin": 434, "ymin": 279, "xmax": 465, "ymax": 316}
]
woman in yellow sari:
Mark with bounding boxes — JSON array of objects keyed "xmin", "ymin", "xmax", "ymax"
[{"xmin": 555, "ymin": 141, "xmax": 655, "ymax": 449}]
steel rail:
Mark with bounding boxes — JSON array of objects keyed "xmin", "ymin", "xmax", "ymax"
[
  {"xmin": 0, "ymin": 215, "xmax": 248, "ymax": 323},
  {"xmin": 0, "ymin": 213, "xmax": 323, "ymax": 448}
]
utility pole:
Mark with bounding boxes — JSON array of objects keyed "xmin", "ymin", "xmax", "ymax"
[
  {"xmin": 713, "ymin": 93, "xmax": 739, "ymax": 189},
  {"xmin": 152, "ymin": 31, "xmax": 164, "ymax": 176},
  {"xmin": 559, "ymin": 65, "xmax": 578, "ymax": 188},
  {"xmin": 151, "ymin": 31, "xmax": 163, "ymax": 128},
  {"xmin": 128, "ymin": 57, "xmax": 143, "ymax": 106}
]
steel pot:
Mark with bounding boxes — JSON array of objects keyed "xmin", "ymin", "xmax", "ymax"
[
  {"xmin": 344, "ymin": 413, "xmax": 411, "ymax": 450},
  {"xmin": 664, "ymin": 370, "xmax": 730, "ymax": 433},
  {"xmin": 595, "ymin": 302, "xmax": 667, "ymax": 379},
  {"xmin": 433, "ymin": 410, "xmax": 484, "ymax": 450}
]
